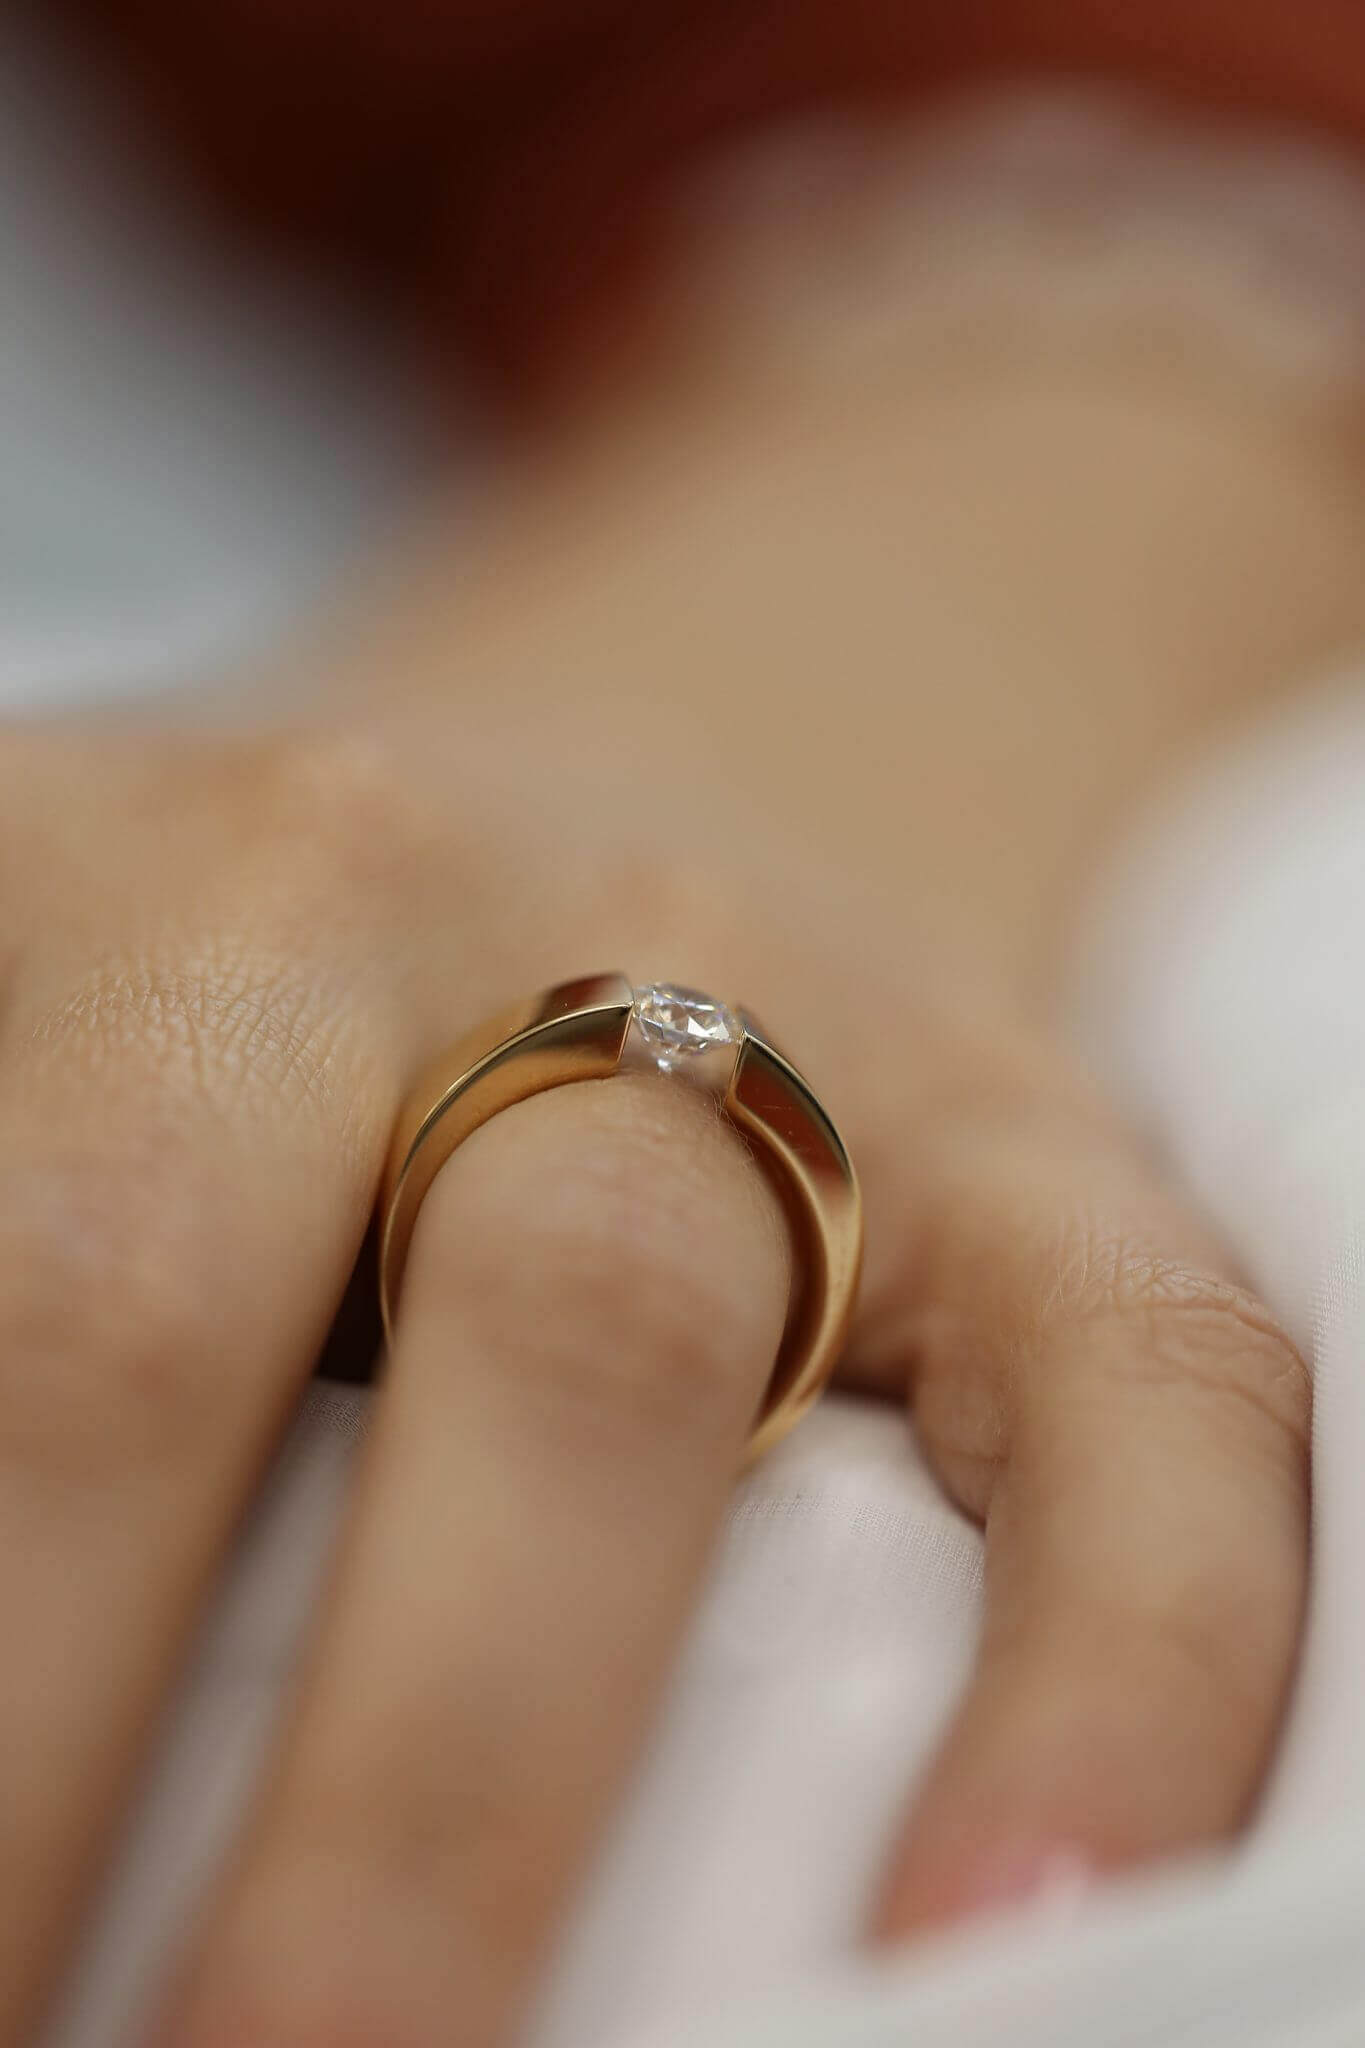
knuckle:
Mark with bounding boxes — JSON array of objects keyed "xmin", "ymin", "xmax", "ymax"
[
  {"xmin": 29, "ymin": 945, "xmax": 374, "ymax": 1148},
  {"xmin": 256, "ymin": 724, "xmax": 446, "ymax": 909},
  {"xmin": 0, "ymin": 1154, "xmax": 226, "ymax": 1473},
  {"xmin": 1055, "ymin": 1231, "xmax": 1312, "ymax": 1464}
]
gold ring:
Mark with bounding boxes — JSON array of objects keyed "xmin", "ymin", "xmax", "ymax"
[{"xmin": 378, "ymin": 973, "xmax": 863, "ymax": 1463}]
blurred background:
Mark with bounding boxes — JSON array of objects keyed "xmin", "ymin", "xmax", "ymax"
[
  {"xmin": 14, "ymin": 8, "xmax": 1365, "ymax": 2047},
  {"xmin": 0, "ymin": 15, "xmax": 424, "ymax": 710},
  {"xmin": 11, "ymin": 0, "xmax": 1365, "ymax": 729},
  {"xmin": 12, "ymin": 3, "xmax": 1365, "ymax": 980}
]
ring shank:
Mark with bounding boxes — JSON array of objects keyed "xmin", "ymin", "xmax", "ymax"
[
  {"xmin": 725, "ymin": 1031, "xmax": 863, "ymax": 1460},
  {"xmin": 378, "ymin": 972, "xmax": 862, "ymax": 1464}
]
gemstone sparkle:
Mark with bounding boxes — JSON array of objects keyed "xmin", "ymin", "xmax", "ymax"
[{"xmin": 631, "ymin": 983, "xmax": 741, "ymax": 1069}]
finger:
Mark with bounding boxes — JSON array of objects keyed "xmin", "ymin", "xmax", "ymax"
[
  {"xmin": 0, "ymin": 965, "xmax": 386, "ymax": 2046},
  {"xmin": 158, "ymin": 1072, "xmax": 789, "ymax": 2048},
  {"xmin": 870, "ymin": 1109, "xmax": 1311, "ymax": 1933}
]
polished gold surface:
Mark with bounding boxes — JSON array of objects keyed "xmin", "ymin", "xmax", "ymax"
[
  {"xmin": 724, "ymin": 1029, "xmax": 863, "ymax": 1462},
  {"xmin": 379, "ymin": 973, "xmax": 862, "ymax": 1463}
]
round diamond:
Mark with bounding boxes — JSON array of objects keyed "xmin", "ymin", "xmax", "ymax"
[{"xmin": 632, "ymin": 983, "xmax": 741, "ymax": 1068}]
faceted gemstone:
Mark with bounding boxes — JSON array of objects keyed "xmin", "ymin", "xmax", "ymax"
[{"xmin": 631, "ymin": 982, "xmax": 741, "ymax": 1068}]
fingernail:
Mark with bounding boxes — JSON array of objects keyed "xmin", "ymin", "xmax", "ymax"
[
  {"xmin": 954, "ymin": 1841, "xmax": 1095, "ymax": 1922},
  {"xmin": 876, "ymin": 1837, "xmax": 1100, "ymax": 1943}
]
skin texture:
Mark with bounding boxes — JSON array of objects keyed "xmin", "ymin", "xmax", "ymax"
[
  {"xmin": 0, "ymin": 705, "xmax": 1313, "ymax": 2047},
  {"xmin": 9, "ymin": 4, "xmax": 1365, "ymax": 2043}
]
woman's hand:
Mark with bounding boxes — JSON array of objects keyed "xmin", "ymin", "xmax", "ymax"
[{"xmin": 0, "ymin": 704, "xmax": 1307, "ymax": 2047}]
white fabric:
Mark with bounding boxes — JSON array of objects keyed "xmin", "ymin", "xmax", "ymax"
[{"xmin": 7, "ymin": 23, "xmax": 1365, "ymax": 2048}]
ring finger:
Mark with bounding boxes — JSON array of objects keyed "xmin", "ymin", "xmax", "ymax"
[{"xmin": 157, "ymin": 1072, "xmax": 789, "ymax": 2048}]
